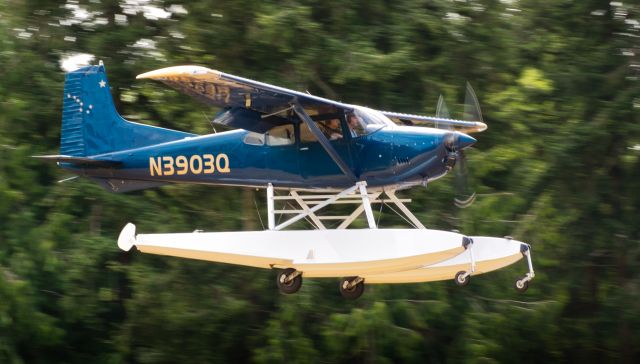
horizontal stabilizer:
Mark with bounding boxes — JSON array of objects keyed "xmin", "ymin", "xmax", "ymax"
[{"xmin": 33, "ymin": 155, "xmax": 122, "ymax": 167}]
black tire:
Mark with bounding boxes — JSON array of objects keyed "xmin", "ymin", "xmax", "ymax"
[
  {"xmin": 454, "ymin": 271, "xmax": 471, "ymax": 286},
  {"xmin": 276, "ymin": 268, "xmax": 302, "ymax": 294},
  {"xmin": 339, "ymin": 277, "xmax": 365, "ymax": 300},
  {"xmin": 514, "ymin": 278, "xmax": 529, "ymax": 293}
]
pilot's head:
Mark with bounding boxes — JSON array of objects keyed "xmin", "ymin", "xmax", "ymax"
[{"xmin": 348, "ymin": 114, "xmax": 359, "ymax": 126}]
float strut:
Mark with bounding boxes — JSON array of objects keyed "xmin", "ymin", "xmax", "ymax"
[
  {"xmin": 470, "ymin": 240, "xmax": 476, "ymax": 273},
  {"xmin": 267, "ymin": 183, "xmax": 275, "ymax": 230},
  {"xmin": 358, "ymin": 181, "xmax": 377, "ymax": 229},
  {"xmin": 460, "ymin": 239, "xmax": 476, "ymax": 280},
  {"xmin": 514, "ymin": 244, "xmax": 536, "ymax": 292},
  {"xmin": 522, "ymin": 245, "xmax": 535, "ymax": 282}
]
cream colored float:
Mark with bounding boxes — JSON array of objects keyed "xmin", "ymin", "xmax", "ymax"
[
  {"xmin": 118, "ymin": 224, "xmax": 535, "ymax": 299},
  {"xmin": 118, "ymin": 223, "xmax": 467, "ymax": 277}
]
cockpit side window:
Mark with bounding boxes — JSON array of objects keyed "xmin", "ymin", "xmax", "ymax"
[
  {"xmin": 266, "ymin": 124, "xmax": 295, "ymax": 146},
  {"xmin": 243, "ymin": 132, "xmax": 265, "ymax": 145}
]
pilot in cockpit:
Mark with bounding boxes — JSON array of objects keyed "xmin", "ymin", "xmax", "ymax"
[
  {"xmin": 347, "ymin": 113, "xmax": 365, "ymax": 137},
  {"xmin": 326, "ymin": 119, "xmax": 342, "ymax": 140},
  {"xmin": 320, "ymin": 119, "xmax": 342, "ymax": 140}
]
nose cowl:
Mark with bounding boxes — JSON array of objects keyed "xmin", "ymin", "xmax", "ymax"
[
  {"xmin": 457, "ymin": 132, "xmax": 476, "ymax": 150},
  {"xmin": 444, "ymin": 132, "xmax": 477, "ymax": 151}
]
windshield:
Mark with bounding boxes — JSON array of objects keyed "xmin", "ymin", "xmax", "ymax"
[
  {"xmin": 348, "ymin": 106, "xmax": 394, "ymax": 137},
  {"xmin": 354, "ymin": 106, "xmax": 395, "ymax": 127}
]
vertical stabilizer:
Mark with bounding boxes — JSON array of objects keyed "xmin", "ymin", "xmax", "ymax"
[
  {"xmin": 60, "ymin": 64, "xmax": 194, "ymax": 157},
  {"xmin": 60, "ymin": 70, "xmax": 88, "ymax": 156}
]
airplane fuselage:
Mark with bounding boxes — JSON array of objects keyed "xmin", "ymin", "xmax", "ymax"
[{"xmin": 63, "ymin": 125, "xmax": 463, "ymax": 191}]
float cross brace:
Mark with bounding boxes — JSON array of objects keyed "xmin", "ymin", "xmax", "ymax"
[{"xmin": 265, "ymin": 182, "xmax": 427, "ymax": 231}]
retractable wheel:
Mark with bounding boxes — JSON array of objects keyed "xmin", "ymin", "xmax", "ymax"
[
  {"xmin": 514, "ymin": 277, "xmax": 529, "ymax": 293},
  {"xmin": 339, "ymin": 276, "xmax": 365, "ymax": 300},
  {"xmin": 454, "ymin": 271, "xmax": 471, "ymax": 286},
  {"xmin": 276, "ymin": 268, "xmax": 302, "ymax": 294}
]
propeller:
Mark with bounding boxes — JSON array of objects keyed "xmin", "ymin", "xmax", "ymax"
[
  {"xmin": 453, "ymin": 148, "xmax": 476, "ymax": 208},
  {"xmin": 455, "ymin": 83, "xmax": 483, "ymax": 208},
  {"xmin": 439, "ymin": 83, "xmax": 483, "ymax": 208},
  {"xmin": 435, "ymin": 94, "xmax": 449, "ymax": 129},
  {"xmin": 463, "ymin": 82, "xmax": 484, "ymax": 125}
]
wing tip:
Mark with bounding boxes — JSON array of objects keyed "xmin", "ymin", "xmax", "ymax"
[{"xmin": 136, "ymin": 65, "xmax": 220, "ymax": 80}]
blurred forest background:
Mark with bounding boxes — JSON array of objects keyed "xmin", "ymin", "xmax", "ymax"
[{"xmin": 1, "ymin": 0, "xmax": 639, "ymax": 363}]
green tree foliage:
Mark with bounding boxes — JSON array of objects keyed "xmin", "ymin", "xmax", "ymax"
[{"xmin": 0, "ymin": 0, "xmax": 639, "ymax": 362}]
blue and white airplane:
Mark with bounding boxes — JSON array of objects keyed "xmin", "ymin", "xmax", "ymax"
[
  {"xmin": 41, "ymin": 63, "xmax": 485, "ymax": 192},
  {"xmin": 39, "ymin": 63, "xmax": 535, "ymax": 299}
]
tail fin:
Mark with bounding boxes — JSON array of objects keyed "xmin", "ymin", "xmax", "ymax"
[{"xmin": 60, "ymin": 63, "xmax": 193, "ymax": 157}]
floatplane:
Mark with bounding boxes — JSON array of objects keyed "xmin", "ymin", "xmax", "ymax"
[{"xmin": 38, "ymin": 62, "xmax": 534, "ymax": 299}]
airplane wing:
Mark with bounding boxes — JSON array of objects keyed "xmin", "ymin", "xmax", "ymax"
[
  {"xmin": 136, "ymin": 66, "xmax": 351, "ymax": 128},
  {"xmin": 381, "ymin": 111, "xmax": 487, "ymax": 133},
  {"xmin": 138, "ymin": 66, "xmax": 487, "ymax": 133}
]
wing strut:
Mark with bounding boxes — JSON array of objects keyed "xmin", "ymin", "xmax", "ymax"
[{"xmin": 292, "ymin": 103, "xmax": 357, "ymax": 182}]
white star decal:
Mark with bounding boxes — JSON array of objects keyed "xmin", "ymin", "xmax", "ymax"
[{"xmin": 99, "ymin": 80, "xmax": 106, "ymax": 88}]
